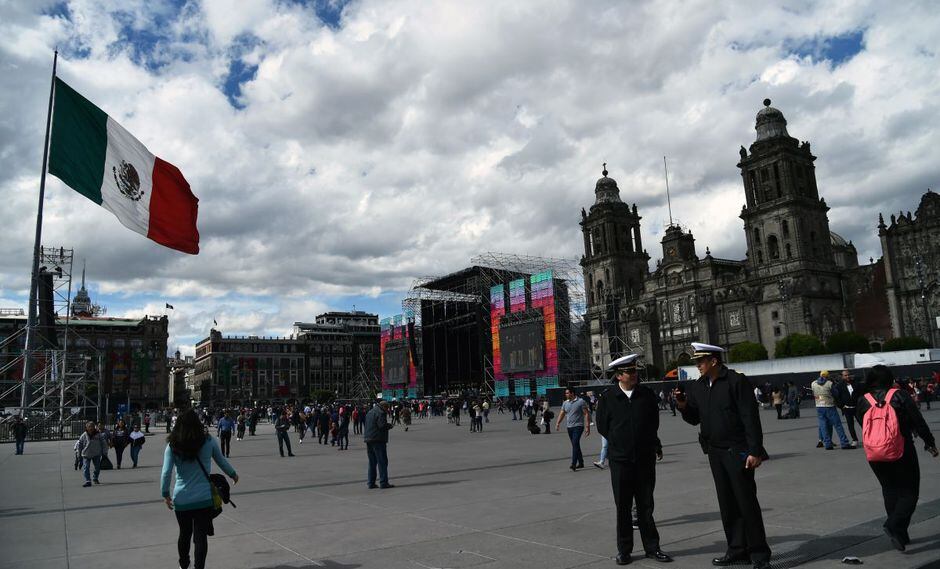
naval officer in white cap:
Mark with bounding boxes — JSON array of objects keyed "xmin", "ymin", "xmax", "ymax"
[
  {"xmin": 674, "ymin": 343, "xmax": 770, "ymax": 569},
  {"xmin": 596, "ymin": 354, "xmax": 672, "ymax": 565}
]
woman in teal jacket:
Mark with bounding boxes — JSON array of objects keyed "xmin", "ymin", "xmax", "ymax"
[{"xmin": 161, "ymin": 410, "xmax": 238, "ymax": 569}]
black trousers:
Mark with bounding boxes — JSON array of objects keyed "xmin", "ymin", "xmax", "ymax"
[
  {"xmin": 176, "ymin": 507, "xmax": 213, "ymax": 569},
  {"xmin": 609, "ymin": 458, "xmax": 660, "ymax": 555},
  {"xmin": 841, "ymin": 407, "xmax": 858, "ymax": 442},
  {"xmin": 277, "ymin": 431, "xmax": 293, "ymax": 456},
  {"xmin": 708, "ymin": 449, "xmax": 771, "ymax": 562},
  {"xmin": 219, "ymin": 431, "xmax": 232, "ymax": 456},
  {"xmin": 869, "ymin": 440, "xmax": 919, "ymax": 541}
]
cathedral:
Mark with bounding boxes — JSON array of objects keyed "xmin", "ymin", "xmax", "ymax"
[{"xmin": 580, "ymin": 99, "xmax": 867, "ymax": 371}]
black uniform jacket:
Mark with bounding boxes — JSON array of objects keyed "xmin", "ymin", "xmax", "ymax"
[
  {"xmin": 679, "ymin": 366, "xmax": 767, "ymax": 458},
  {"xmin": 596, "ymin": 384, "xmax": 662, "ymax": 463},
  {"xmin": 832, "ymin": 380, "xmax": 863, "ymax": 408},
  {"xmin": 855, "ymin": 387, "xmax": 936, "ymax": 448}
]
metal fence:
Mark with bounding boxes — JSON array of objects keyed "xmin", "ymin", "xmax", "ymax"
[{"xmin": 0, "ymin": 416, "xmax": 170, "ymax": 443}]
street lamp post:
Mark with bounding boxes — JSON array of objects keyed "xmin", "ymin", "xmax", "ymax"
[{"xmin": 914, "ymin": 256, "xmax": 935, "ymax": 346}]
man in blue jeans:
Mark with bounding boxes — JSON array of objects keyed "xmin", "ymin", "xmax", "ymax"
[
  {"xmin": 812, "ymin": 371, "xmax": 852, "ymax": 450},
  {"xmin": 556, "ymin": 387, "xmax": 591, "ymax": 470},
  {"xmin": 364, "ymin": 401, "xmax": 394, "ymax": 488}
]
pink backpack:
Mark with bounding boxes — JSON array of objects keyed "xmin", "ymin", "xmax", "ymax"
[{"xmin": 862, "ymin": 388, "xmax": 904, "ymax": 462}]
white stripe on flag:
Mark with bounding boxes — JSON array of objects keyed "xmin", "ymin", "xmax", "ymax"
[{"xmin": 99, "ymin": 117, "xmax": 156, "ymax": 237}]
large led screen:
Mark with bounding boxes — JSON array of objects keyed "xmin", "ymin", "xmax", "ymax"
[
  {"xmin": 499, "ymin": 319, "xmax": 545, "ymax": 373},
  {"xmin": 384, "ymin": 343, "xmax": 409, "ymax": 385}
]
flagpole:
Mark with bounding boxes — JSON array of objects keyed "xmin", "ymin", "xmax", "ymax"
[{"xmin": 21, "ymin": 49, "xmax": 59, "ymax": 415}]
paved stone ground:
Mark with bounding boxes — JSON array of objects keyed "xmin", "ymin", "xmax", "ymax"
[{"xmin": 3, "ymin": 405, "xmax": 940, "ymax": 569}]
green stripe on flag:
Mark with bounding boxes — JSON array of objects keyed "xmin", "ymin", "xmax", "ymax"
[{"xmin": 49, "ymin": 77, "xmax": 108, "ymax": 205}]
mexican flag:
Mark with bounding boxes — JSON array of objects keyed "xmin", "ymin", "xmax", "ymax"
[{"xmin": 48, "ymin": 77, "xmax": 200, "ymax": 254}]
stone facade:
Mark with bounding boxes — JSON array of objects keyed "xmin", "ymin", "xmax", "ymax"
[
  {"xmin": 192, "ymin": 311, "xmax": 381, "ymax": 406},
  {"xmin": 581, "ymin": 100, "xmax": 860, "ymax": 371},
  {"xmin": 880, "ymin": 190, "xmax": 940, "ymax": 346}
]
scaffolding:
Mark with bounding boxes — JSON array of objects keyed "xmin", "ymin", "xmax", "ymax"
[
  {"xmin": 349, "ymin": 343, "xmax": 381, "ymax": 401},
  {"xmin": 0, "ymin": 246, "xmax": 99, "ymax": 439}
]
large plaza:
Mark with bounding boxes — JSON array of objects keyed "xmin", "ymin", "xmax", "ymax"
[{"xmin": 3, "ymin": 406, "xmax": 940, "ymax": 569}]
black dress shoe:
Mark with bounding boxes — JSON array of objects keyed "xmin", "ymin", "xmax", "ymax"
[
  {"xmin": 367, "ymin": 484, "xmax": 377, "ymax": 489},
  {"xmin": 712, "ymin": 554, "xmax": 750, "ymax": 566},
  {"xmin": 884, "ymin": 528, "xmax": 905, "ymax": 551},
  {"xmin": 615, "ymin": 553, "xmax": 631, "ymax": 565},
  {"xmin": 752, "ymin": 561, "xmax": 771, "ymax": 569},
  {"xmin": 645, "ymin": 549, "xmax": 673, "ymax": 562},
  {"xmin": 380, "ymin": 483, "xmax": 395, "ymax": 489}
]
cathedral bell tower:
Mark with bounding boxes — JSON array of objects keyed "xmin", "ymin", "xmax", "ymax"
[
  {"xmin": 738, "ymin": 99, "xmax": 835, "ymax": 270},
  {"xmin": 580, "ymin": 165, "xmax": 650, "ymax": 366}
]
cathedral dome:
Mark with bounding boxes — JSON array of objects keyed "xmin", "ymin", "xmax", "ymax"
[
  {"xmin": 830, "ymin": 231, "xmax": 849, "ymax": 248},
  {"xmin": 755, "ymin": 98, "xmax": 790, "ymax": 142},
  {"xmin": 594, "ymin": 164, "xmax": 622, "ymax": 205}
]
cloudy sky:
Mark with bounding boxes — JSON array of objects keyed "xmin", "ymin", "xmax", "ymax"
[{"xmin": 1, "ymin": 0, "xmax": 937, "ymax": 355}]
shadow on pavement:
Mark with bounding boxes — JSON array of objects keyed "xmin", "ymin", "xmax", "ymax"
[{"xmin": 256, "ymin": 563, "xmax": 361, "ymax": 569}]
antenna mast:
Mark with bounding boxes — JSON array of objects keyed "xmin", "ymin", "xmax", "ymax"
[{"xmin": 663, "ymin": 156, "xmax": 674, "ymax": 227}]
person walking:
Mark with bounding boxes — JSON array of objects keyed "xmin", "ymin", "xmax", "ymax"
[
  {"xmin": 402, "ymin": 405, "xmax": 412, "ymax": 432},
  {"xmin": 542, "ymin": 405, "xmax": 554, "ymax": 434},
  {"xmin": 216, "ymin": 412, "xmax": 235, "ymax": 457},
  {"xmin": 833, "ymin": 370, "xmax": 860, "ymax": 448},
  {"xmin": 112, "ymin": 419, "xmax": 130, "ymax": 469},
  {"xmin": 856, "ymin": 365, "xmax": 938, "ymax": 551},
  {"xmin": 12, "ymin": 416, "xmax": 27, "ymax": 455},
  {"xmin": 337, "ymin": 407, "xmax": 350, "ymax": 450},
  {"xmin": 76, "ymin": 421, "xmax": 107, "ymax": 487},
  {"xmin": 161, "ymin": 409, "xmax": 238, "ymax": 569},
  {"xmin": 556, "ymin": 387, "xmax": 591, "ymax": 471},
  {"xmin": 786, "ymin": 382, "xmax": 800, "ymax": 419},
  {"xmin": 318, "ymin": 407, "xmax": 331, "ymax": 445},
  {"xmin": 364, "ymin": 401, "xmax": 394, "ymax": 489},
  {"xmin": 596, "ymin": 354, "xmax": 673, "ymax": 565},
  {"xmin": 128, "ymin": 424, "xmax": 146, "ymax": 467},
  {"xmin": 771, "ymin": 386, "xmax": 784, "ymax": 420},
  {"xmin": 274, "ymin": 410, "xmax": 295, "ymax": 457},
  {"xmin": 236, "ymin": 413, "xmax": 246, "ymax": 441},
  {"xmin": 812, "ymin": 371, "xmax": 852, "ymax": 450},
  {"xmin": 675, "ymin": 343, "xmax": 771, "ymax": 569}
]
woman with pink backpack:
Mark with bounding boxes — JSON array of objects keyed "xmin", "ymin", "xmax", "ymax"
[{"xmin": 856, "ymin": 365, "xmax": 938, "ymax": 552}]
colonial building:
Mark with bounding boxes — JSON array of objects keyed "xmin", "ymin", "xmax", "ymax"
[
  {"xmin": 581, "ymin": 100, "xmax": 862, "ymax": 370},
  {"xmin": 0, "ymin": 310, "xmax": 169, "ymax": 410},
  {"xmin": 879, "ymin": 190, "xmax": 940, "ymax": 346},
  {"xmin": 293, "ymin": 311, "xmax": 381, "ymax": 396},
  {"xmin": 193, "ymin": 330, "xmax": 305, "ymax": 406},
  {"xmin": 191, "ymin": 311, "xmax": 381, "ymax": 405}
]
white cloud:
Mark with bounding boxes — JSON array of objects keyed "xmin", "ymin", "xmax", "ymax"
[{"xmin": 1, "ymin": 0, "xmax": 939, "ymax": 353}]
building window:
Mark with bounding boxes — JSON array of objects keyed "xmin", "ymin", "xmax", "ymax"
[
  {"xmin": 771, "ymin": 310, "xmax": 779, "ymax": 319},
  {"xmin": 768, "ymin": 235, "xmax": 780, "ymax": 260},
  {"xmin": 782, "ymin": 220, "xmax": 790, "ymax": 238},
  {"xmin": 757, "ymin": 250, "xmax": 764, "ymax": 263},
  {"xmin": 774, "ymin": 326, "xmax": 782, "ymax": 337}
]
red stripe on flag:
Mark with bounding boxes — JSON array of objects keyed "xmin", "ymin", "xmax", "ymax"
[{"xmin": 148, "ymin": 157, "xmax": 200, "ymax": 254}]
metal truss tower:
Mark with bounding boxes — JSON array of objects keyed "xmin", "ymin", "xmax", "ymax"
[{"xmin": 0, "ymin": 246, "xmax": 100, "ymax": 437}]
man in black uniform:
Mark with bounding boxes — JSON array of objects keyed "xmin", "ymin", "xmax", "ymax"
[
  {"xmin": 675, "ymin": 343, "xmax": 771, "ymax": 569},
  {"xmin": 596, "ymin": 354, "xmax": 673, "ymax": 565}
]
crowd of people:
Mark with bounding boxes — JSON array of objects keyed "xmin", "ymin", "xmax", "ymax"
[{"xmin": 8, "ymin": 348, "xmax": 937, "ymax": 569}]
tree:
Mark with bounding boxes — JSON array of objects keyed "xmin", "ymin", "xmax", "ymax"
[
  {"xmin": 729, "ymin": 341, "xmax": 769, "ymax": 363},
  {"xmin": 775, "ymin": 333, "xmax": 826, "ymax": 358},
  {"xmin": 883, "ymin": 336, "xmax": 930, "ymax": 351},
  {"xmin": 825, "ymin": 331, "xmax": 871, "ymax": 354},
  {"xmin": 310, "ymin": 389, "xmax": 336, "ymax": 404}
]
